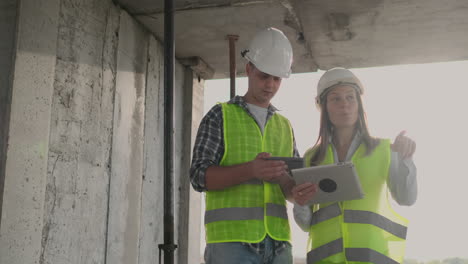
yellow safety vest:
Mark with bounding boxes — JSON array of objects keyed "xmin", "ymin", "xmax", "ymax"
[
  {"xmin": 205, "ymin": 103, "xmax": 293, "ymax": 243},
  {"xmin": 304, "ymin": 140, "xmax": 408, "ymax": 264}
]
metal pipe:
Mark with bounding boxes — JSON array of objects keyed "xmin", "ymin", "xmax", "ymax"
[
  {"xmin": 158, "ymin": 0, "xmax": 177, "ymax": 263},
  {"xmin": 227, "ymin": 35, "xmax": 239, "ymax": 98}
]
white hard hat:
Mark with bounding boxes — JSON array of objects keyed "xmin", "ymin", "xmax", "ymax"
[
  {"xmin": 241, "ymin": 27, "xmax": 293, "ymax": 78},
  {"xmin": 316, "ymin": 67, "xmax": 364, "ymax": 105}
]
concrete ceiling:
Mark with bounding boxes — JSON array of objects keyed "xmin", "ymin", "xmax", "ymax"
[{"xmin": 115, "ymin": 0, "xmax": 468, "ymax": 79}]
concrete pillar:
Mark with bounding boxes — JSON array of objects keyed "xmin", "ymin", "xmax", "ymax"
[
  {"xmin": 0, "ymin": 0, "xmax": 61, "ymax": 263},
  {"xmin": 105, "ymin": 10, "xmax": 148, "ymax": 264},
  {"xmin": 39, "ymin": 1, "xmax": 120, "ymax": 263},
  {"xmin": 0, "ymin": 0, "xmax": 18, "ymax": 223},
  {"xmin": 176, "ymin": 67, "xmax": 195, "ymax": 264},
  {"xmin": 177, "ymin": 71, "xmax": 205, "ymax": 264},
  {"xmin": 139, "ymin": 35, "xmax": 165, "ymax": 264},
  {"xmin": 190, "ymin": 75, "xmax": 205, "ymax": 264}
]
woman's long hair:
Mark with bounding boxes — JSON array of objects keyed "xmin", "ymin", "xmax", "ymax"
[{"xmin": 309, "ymin": 89, "xmax": 380, "ymax": 166}]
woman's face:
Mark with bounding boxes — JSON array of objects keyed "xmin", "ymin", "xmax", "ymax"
[{"xmin": 325, "ymin": 85, "xmax": 359, "ymax": 130}]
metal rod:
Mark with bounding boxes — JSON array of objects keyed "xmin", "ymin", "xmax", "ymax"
[
  {"xmin": 159, "ymin": 0, "xmax": 177, "ymax": 262},
  {"xmin": 227, "ymin": 35, "xmax": 239, "ymax": 98}
]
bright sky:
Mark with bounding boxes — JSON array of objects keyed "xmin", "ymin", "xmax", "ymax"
[{"xmin": 201, "ymin": 60, "xmax": 468, "ymax": 262}]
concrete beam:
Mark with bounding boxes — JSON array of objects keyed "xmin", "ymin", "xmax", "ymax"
[
  {"xmin": 179, "ymin": 56, "xmax": 215, "ymax": 80},
  {"xmin": 0, "ymin": 0, "xmax": 60, "ymax": 263},
  {"xmin": 279, "ymin": 0, "xmax": 319, "ymax": 69},
  {"xmin": 133, "ymin": 0, "xmax": 318, "ymax": 78},
  {"xmin": 122, "ymin": 0, "xmax": 275, "ymax": 16}
]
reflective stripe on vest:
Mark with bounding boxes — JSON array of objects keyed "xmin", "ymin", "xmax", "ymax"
[
  {"xmin": 310, "ymin": 203, "xmax": 341, "ymax": 226},
  {"xmin": 307, "ymin": 238, "xmax": 343, "ymax": 264},
  {"xmin": 267, "ymin": 203, "xmax": 288, "ymax": 219},
  {"xmin": 346, "ymin": 248, "xmax": 400, "ymax": 264},
  {"xmin": 310, "ymin": 205, "xmax": 407, "ymax": 239},
  {"xmin": 307, "ymin": 242, "xmax": 400, "ymax": 264},
  {"xmin": 205, "ymin": 203, "xmax": 288, "ymax": 224},
  {"xmin": 344, "ymin": 210, "xmax": 407, "ymax": 239}
]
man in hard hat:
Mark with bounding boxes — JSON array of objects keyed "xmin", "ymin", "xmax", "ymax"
[{"xmin": 190, "ymin": 27, "xmax": 314, "ymax": 264}]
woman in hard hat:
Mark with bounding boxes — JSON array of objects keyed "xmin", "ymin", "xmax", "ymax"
[{"xmin": 292, "ymin": 68, "xmax": 417, "ymax": 264}]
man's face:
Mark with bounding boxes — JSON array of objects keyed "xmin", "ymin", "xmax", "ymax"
[{"xmin": 246, "ymin": 63, "xmax": 282, "ymax": 106}]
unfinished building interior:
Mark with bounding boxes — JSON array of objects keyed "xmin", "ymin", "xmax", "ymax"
[{"xmin": 1, "ymin": 0, "xmax": 468, "ymax": 263}]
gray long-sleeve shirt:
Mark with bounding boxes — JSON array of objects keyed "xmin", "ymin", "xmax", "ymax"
[{"xmin": 293, "ymin": 132, "xmax": 418, "ymax": 231}]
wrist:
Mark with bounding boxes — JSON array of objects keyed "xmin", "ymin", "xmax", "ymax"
[
  {"xmin": 278, "ymin": 173, "xmax": 294, "ymax": 186},
  {"xmin": 242, "ymin": 160, "xmax": 256, "ymax": 181}
]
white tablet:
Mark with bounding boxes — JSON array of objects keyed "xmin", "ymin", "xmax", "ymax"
[{"xmin": 291, "ymin": 162, "xmax": 364, "ymax": 204}]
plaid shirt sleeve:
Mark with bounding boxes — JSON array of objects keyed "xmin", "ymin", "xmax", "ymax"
[{"xmin": 190, "ymin": 104, "xmax": 224, "ymax": 192}]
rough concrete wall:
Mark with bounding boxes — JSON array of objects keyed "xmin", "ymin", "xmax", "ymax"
[
  {"xmin": 40, "ymin": 1, "xmax": 120, "ymax": 263},
  {"xmin": 0, "ymin": 0, "xmax": 61, "ymax": 263},
  {"xmin": 0, "ymin": 0, "xmax": 18, "ymax": 225},
  {"xmin": 105, "ymin": 10, "xmax": 148, "ymax": 264},
  {"xmin": 0, "ymin": 0, "xmax": 202, "ymax": 263},
  {"xmin": 139, "ymin": 36, "xmax": 164, "ymax": 264}
]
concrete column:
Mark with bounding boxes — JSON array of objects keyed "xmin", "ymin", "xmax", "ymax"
[
  {"xmin": 177, "ymin": 72, "xmax": 204, "ymax": 264},
  {"xmin": 190, "ymin": 76, "xmax": 205, "ymax": 264},
  {"xmin": 106, "ymin": 10, "xmax": 148, "ymax": 264},
  {"xmin": 176, "ymin": 57, "xmax": 210, "ymax": 264},
  {"xmin": 0, "ymin": 0, "xmax": 60, "ymax": 263},
  {"xmin": 139, "ymin": 35, "xmax": 165, "ymax": 264},
  {"xmin": 167, "ymin": 59, "xmax": 185, "ymax": 264},
  {"xmin": 0, "ymin": 0, "xmax": 18, "ymax": 223},
  {"xmin": 39, "ymin": 1, "xmax": 120, "ymax": 263}
]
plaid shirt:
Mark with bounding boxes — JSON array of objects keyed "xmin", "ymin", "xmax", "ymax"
[{"xmin": 190, "ymin": 96, "xmax": 298, "ymax": 252}]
